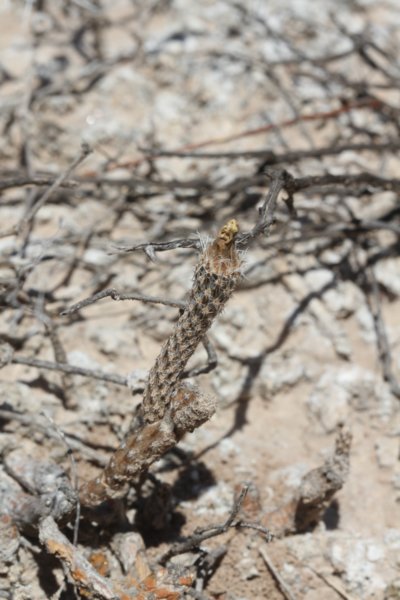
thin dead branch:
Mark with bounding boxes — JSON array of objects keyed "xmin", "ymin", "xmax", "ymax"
[
  {"xmin": 159, "ymin": 485, "xmax": 272, "ymax": 565},
  {"xmin": 39, "ymin": 516, "xmax": 118, "ymax": 600},
  {"xmin": 259, "ymin": 547, "xmax": 297, "ymax": 600},
  {"xmin": 10, "ymin": 355, "xmax": 128, "ymax": 387},
  {"xmin": 61, "ymin": 287, "xmax": 185, "ymax": 316},
  {"xmin": 139, "ymin": 139, "xmax": 400, "ymax": 162},
  {"xmin": 0, "ymin": 176, "xmax": 78, "ymax": 192},
  {"xmin": 19, "ymin": 143, "xmax": 92, "ymax": 233},
  {"xmin": 367, "ymin": 268, "xmax": 400, "ymax": 399}
]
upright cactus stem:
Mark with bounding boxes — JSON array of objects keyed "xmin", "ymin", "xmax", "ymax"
[
  {"xmin": 142, "ymin": 219, "xmax": 242, "ymax": 423},
  {"xmin": 79, "ymin": 220, "xmax": 242, "ymax": 507}
]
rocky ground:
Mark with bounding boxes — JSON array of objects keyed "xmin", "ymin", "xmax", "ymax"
[{"xmin": 1, "ymin": 1, "xmax": 400, "ymax": 599}]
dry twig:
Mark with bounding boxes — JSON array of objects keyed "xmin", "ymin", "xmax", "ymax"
[
  {"xmin": 259, "ymin": 547, "xmax": 297, "ymax": 600},
  {"xmin": 367, "ymin": 268, "xmax": 400, "ymax": 399},
  {"xmin": 39, "ymin": 516, "xmax": 118, "ymax": 600},
  {"xmin": 159, "ymin": 485, "xmax": 272, "ymax": 565}
]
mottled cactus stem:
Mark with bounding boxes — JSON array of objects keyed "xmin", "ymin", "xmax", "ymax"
[
  {"xmin": 143, "ymin": 219, "xmax": 241, "ymax": 423},
  {"xmin": 79, "ymin": 220, "xmax": 241, "ymax": 507},
  {"xmin": 80, "ymin": 384, "xmax": 216, "ymax": 507}
]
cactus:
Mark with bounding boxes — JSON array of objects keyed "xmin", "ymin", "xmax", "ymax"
[
  {"xmin": 143, "ymin": 219, "xmax": 242, "ymax": 423},
  {"xmin": 80, "ymin": 220, "xmax": 242, "ymax": 507}
]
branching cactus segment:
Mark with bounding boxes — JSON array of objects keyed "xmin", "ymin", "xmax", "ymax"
[
  {"xmin": 80, "ymin": 220, "xmax": 242, "ymax": 508},
  {"xmin": 143, "ymin": 219, "xmax": 241, "ymax": 423}
]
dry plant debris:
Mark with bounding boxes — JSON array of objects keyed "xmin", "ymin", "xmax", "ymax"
[{"xmin": 1, "ymin": 1, "xmax": 400, "ymax": 599}]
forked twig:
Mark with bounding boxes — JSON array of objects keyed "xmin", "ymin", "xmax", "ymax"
[
  {"xmin": 236, "ymin": 171, "xmax": 288, "ymax": 246},
  {"xmin": 159, "ymin": 485, "xmax": 271, "ymax": 564}
]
